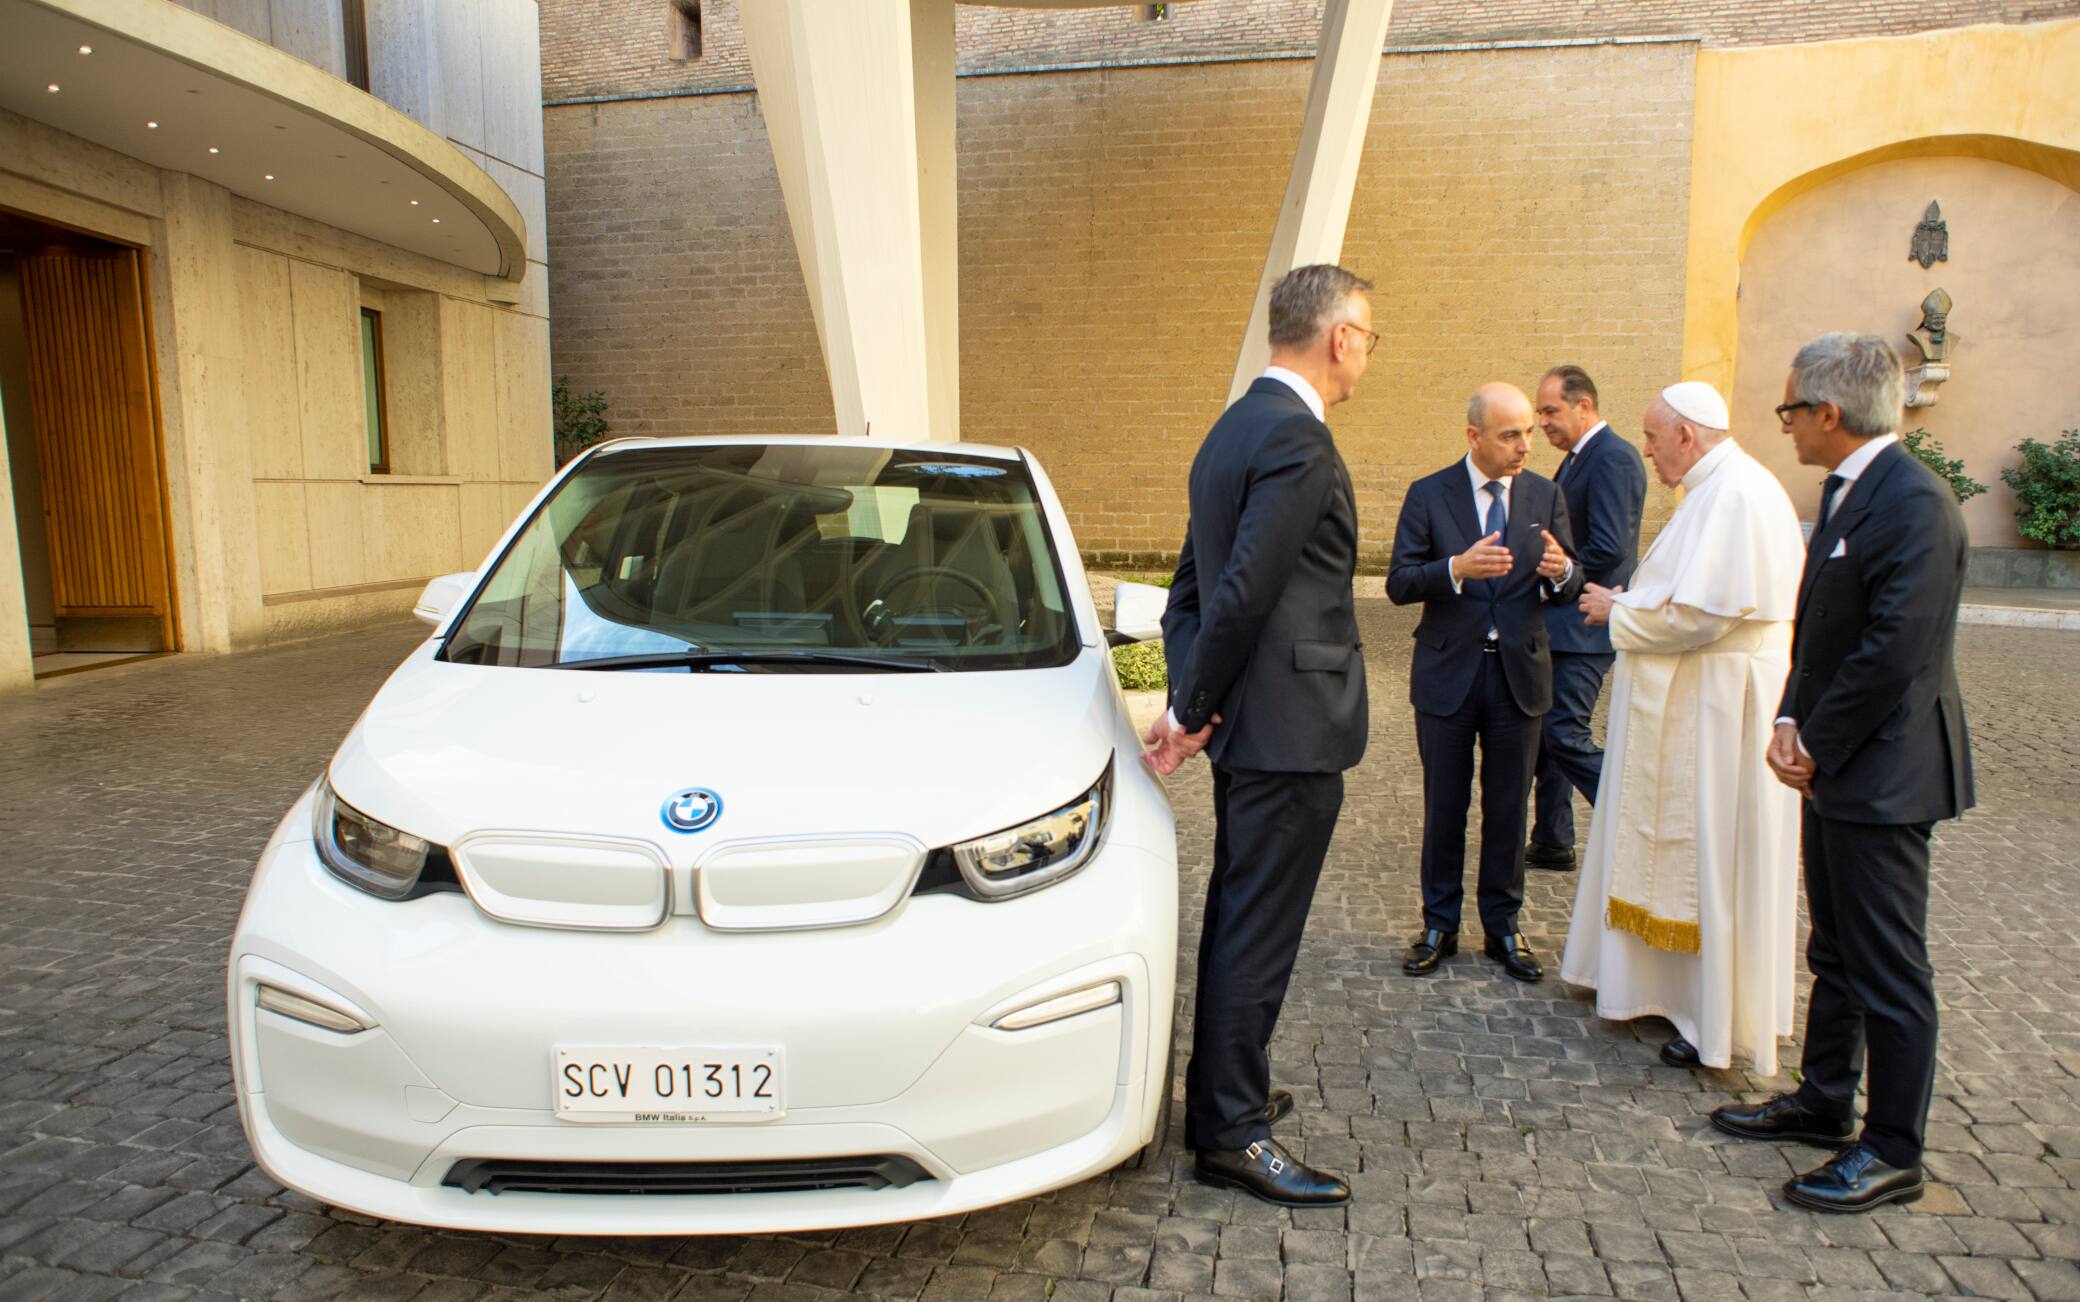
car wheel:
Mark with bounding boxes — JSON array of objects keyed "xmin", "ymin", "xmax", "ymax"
[{"xmin": 1118, "ymin": 1050, "xmax": 1175, "ymax": 1171}]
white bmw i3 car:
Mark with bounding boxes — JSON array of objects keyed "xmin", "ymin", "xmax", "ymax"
[{"xmin": 227, "ymin": 436, "xmax": 1180, "ymax": 1234}]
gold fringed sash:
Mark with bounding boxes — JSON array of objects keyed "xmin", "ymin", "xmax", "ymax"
[{"xmin": 1606, "ymin": 895, "xmax": 1702, "ymax": 955}]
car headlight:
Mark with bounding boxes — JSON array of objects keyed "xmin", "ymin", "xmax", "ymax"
[
  {"xmin": 941, "ymin": 760, "xmax": 1111, "ymax": 900},
  {"xmin": 313, "ymin": 775, "xmax": 443, "ymax": 900}
]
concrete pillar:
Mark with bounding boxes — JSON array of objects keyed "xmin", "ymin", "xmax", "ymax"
[
  {"xmin": 0, "ymin": 394, "xmax": 32, "ymax": 695},
  {"xmin": 744, "ymin": 0, "xmax": 956, "ymax": 442},
  {"xmin": 1228, "ymin": 0, "xmax": 1396, "ymax": 404},
  {"xmin": 155, "ymin": 173, "xmax": 265, "ymax": 654}
]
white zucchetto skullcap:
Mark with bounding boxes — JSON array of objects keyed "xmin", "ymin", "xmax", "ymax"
[{"xmin": 1661, "ymin": 381, "xmax": 1730, "ymax": 431}]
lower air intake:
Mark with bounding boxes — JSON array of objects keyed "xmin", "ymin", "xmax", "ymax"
[{"xmin": 442, "ymin": 1154, "xmax": 933, "ymax": 1196}]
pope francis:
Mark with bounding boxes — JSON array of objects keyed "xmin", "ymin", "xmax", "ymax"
[{"xmin": 1560, "ymin": 382, "xmax": 1805, "ymax": 1074}]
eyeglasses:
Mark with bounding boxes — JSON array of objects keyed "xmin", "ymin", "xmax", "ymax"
[
  {"xmin": 1774, "ymin": 400, "xmax": 1818, "ymax": 423},
  {"xmin": 1341, "ymin": 322, "xmax": 1380, "ymax": 356}
]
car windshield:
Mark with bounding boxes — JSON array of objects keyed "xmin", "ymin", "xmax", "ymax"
[{"xmin": 439, "ymin": 443, "xmax": 1082, "ymax": 672}]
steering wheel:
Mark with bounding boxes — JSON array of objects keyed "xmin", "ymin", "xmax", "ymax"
[{"xmin": 869, "ymin": 564, "xmax": 1007, "ymax": 645}]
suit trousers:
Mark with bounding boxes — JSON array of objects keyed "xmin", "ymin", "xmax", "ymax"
[
  {"xmin": 1414, "ymin": 652, "xmax": 1539, "ymax": 936},
  {"xmin": 1791, "ymin": 809, "xmax": 1939, "ymax": 1168},
  {"xmin": 1184, "ymin": 764, "xmax": 1344, "ymax": 1153},
  {"xmin": 1532, "ymin": 650, "xmax": 1614, "ymax": 848}
]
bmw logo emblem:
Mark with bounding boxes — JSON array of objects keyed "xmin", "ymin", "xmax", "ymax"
[{"xmin": 661, "ymin": 787, "xmax": 723, "ymax": 834}]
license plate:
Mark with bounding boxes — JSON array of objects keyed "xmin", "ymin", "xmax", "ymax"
[{"xmin": 554, "ymin": 1046, "xmax": 783, "ymax": 1122}]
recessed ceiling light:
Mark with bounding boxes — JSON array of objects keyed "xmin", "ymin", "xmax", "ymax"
[
  {"xmin": 431, "ymin": 217, "xmax": 441, "ymax": 224},
  {"xmin": 46, "ymin": 83, "xmax": 59, "ymax": 93},
  {"xmin": 409, "ymin": 199, "xmax": 419, "ymax": 205},
  {"xmin": 208, "ymin": 146, "xmax": 220, "ymax": 154},
  {"xmin": 146, "ymin": 120, "xmax": 159, "ymax": 128},
  {"xmin": 78, "ymin": 45, "xmax": 93, "ymax": 55},
  {"xmin": 264, "ymin": 174, "xmax": 275, "ymax": 181}
]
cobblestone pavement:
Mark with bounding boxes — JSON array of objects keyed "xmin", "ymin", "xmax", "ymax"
[{"xmin": 2, "ymin": 604, "xmax": 2077, "ymax": 1301}]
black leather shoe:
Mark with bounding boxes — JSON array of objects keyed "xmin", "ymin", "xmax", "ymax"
[
  {"xmin": 1660, "ymin": 1037, "xmax": 1701, "ymax": 1068},
  {"xmin": 1263, "ymin": 1088, "xmax": 1294, "ymax": 1127},
  {"xmin": 1195, "ymin": 1138, "xmax": 1350, "ymax": 1207},
  {"xmin": 1783, "ymin": 1141, "xmax": 1924, "ymax": 1213},
  {"xmin": 1403, "ymin": 928, "xmax": 1458, "ymax": 976},
  {"xmin": 1710, "ymin": 1093, "xmax": 1855, "ymax": 1147},
  {"xmin": 1482, "ymin": 932, "xmax": 1544, "ymax": 982},
  {"xmin": 1525, "ymin": 841, "xmax": 1576, "ymax": 871}
]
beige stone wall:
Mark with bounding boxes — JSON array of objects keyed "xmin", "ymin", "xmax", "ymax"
[
  {"xmin": 1731, "ymin": 156, "xmax": 2080, "ymax": 546},
  {"xmin": 543, "ymin": 40, "xmax": 1695, "ymax": 567}
]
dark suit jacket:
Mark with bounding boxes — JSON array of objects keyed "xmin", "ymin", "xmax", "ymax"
[
  {"xmin": 1386, "ymin": 462, "xmax": 1584, "ymax": 718},
  {"xmin": 1162, "ymin": 377, "xmax": 1367, "ymax": 774},
  {"xmin": 1780, "ymin": 441, "xmax": 1975, "ymax": 825},
  {"xmin": 1543, "ymin": 425, "xmax": 1648, "ymax": 655}
]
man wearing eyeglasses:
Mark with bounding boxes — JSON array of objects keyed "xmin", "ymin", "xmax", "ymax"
[
  {"xmin": 1388, "ymin": 382, "xmax": 1583, "ymax": 984},
  {"xmin": 1709, "ymin": 333, "xmax": 1974, "ymax": 1215},
  {"xmin": 1144, "ymin": 263, "xmax": 1374, "ymax": 1208}
]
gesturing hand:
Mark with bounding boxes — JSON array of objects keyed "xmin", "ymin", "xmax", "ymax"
[
  {"xmin": 1579, "ymin": 582, "xmax": 1621, "ymax": 626},
  {"xmin": 1141, "ymin": 712, "xmax": 1220, "ymax": 776},
  {"xmin": 1451, "ymin": 531, "xmax": 1512, "ymax": 583},
  {"xmin": 1765, "ymin": 721, "xmax": 1815, "ymax": 795},
  {"xmin": 1536, "ymin": 528, "xmax": 1569, "ymax": 581}
]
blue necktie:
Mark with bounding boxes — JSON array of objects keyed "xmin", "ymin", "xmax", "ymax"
[
  {"xmin": 1483, "ymin": 480, "xmax": 1507, "ymax": 538},
  {"xmin": 1555, "ymin": 452, "xmax": 1575, "ymax": 485},
  {"xmin": 1815, "ymin": 473, "xmax": 1845, "ymax": 533}
]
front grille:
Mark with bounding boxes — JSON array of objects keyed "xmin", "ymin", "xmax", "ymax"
[{"xmin": 442, "ymin": 1155, "xmax": 933, "ymax": 1196}]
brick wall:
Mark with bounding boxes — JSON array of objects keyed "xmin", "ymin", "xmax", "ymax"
[
  {"xmin": 544, "ymin": 40, "xmax": 1693, "ymax": 566},
  {"xmin": 540, "ymin": 0, "xmax": 2080, "ymax": 104}
]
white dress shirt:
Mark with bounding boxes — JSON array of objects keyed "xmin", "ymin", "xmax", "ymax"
[
  {"xmin": 1564, "ymin": 421, "xmax": 1608, "ymax": 465},
  {"xmin": 1261, "ymin": 366, "xmax": 1326, "ymax": 420}
]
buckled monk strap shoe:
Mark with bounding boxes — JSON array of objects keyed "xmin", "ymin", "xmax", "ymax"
[
  {"xmin": 1660, "ymin": 1037, "xmax": 1702, "ymax": 1068},
  {"xmin": 1525, "ymin": 841, "xmax": 1576, "ymax": 871},
  {"xmin": 1403, "ymin": 928, "xmax": 1458, "ymax": 976},
  {"xmin": 1195, "ymin": 1138, "xmax": 1351, "ymax": 1208},
  {"xmin": 1783, "ymin": 1141, "xmax": 1925, "ymax": 1213},
  {"xmin": 1710, "ymin": 1093, "xmax": 1856, "ymax": 1148},
  {"xmin": 1483, "ymin": 932, "xmax": 1544, "ymax": 982}
]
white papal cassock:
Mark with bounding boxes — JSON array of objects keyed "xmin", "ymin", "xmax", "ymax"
[{"xmin": 1560, "ymin": 437, "xmax": 1805, "ymax": 1075}]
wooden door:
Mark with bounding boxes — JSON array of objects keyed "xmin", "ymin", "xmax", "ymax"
[{"xmin": 17, "ymin": 246, "xmax": 178, "ymax": 650}]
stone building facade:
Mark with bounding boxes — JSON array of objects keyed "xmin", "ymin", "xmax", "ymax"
[
  {"xmin": 1, "ymin": 0, "xmax": 552, "ymax": 693},
  {"xmin": 540, "ymin": 0, "xmax": 2080, "ymax": 566}
]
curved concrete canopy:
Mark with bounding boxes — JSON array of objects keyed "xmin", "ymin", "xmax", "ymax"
[{"xmin": 0, "ymin": 0, "xmax": 526, "ymax": 281}]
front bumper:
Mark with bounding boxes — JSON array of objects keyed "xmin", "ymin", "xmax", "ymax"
[{"xmin": 227, "ymin": 792, "xmax": 1177, "ymax": 1234}]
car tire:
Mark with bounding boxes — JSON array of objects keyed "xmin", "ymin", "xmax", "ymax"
[{"xmin": 1118, "ymin": 1050, "xmax": 1175, "ymax": 1171}]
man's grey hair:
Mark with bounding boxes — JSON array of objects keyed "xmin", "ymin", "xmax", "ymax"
[
  {"xmin": 1791, "ymin": 333, "xmax": 1905, "ymax": 439},
  {"xmin": 1268, "ymin": 264, "xmax": 1373, "ymax": 349}
]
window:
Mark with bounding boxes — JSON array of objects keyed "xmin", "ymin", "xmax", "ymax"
[
  {"xmin": 668, "ymin": 0, "xmax": 702, "ymax": 62},
  {"xmin": 360, "ymin": 307, "xmax": 390, "ymax": 474},
  {"xmin": 341, "ymin": 0, "xmax": 370, "ymax": 89}
]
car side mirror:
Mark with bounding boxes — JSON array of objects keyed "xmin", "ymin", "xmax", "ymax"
[
  {"xmin": 413, "ymin": 572, "xmax": 476, "ymax": 627},
  {"xmin": 1109, "ymin": 581, "xmax": 1169, "ymax": 646}
]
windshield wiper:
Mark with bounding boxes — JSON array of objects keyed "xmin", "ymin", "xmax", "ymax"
[{"xmin": 556, "ymin": 650, "xmax": 945, "ymax": 673}]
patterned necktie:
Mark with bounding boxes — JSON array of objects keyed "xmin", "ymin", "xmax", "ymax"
[
  {"xmin": 1483, "ymin": 480, "xmax": 1507, "ymax": 538},
  {"xmin": 1815, "ymin": 473, "xmax": 1845, "ymax": 533}
]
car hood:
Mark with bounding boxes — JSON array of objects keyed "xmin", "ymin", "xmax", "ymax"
[{"xmin": 327, "ymin": 642, "xmax": 1128, "ymax": 857}]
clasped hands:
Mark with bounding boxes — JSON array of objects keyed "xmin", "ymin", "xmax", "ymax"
[
  {"xmin": 1579, "ymin": 582, "xmax": 1622, "ymax": 626},
  {"xmin": 1142, "ymin": 712, "xmax": 1219, "ymax": 776},
  {"xmin": 1451, "ymin": 530, "xmax": 1569, "ymax": 584},
  {"xmin": 1766, "ymin": 721, "xmax": 1815, "ymax": 795}
]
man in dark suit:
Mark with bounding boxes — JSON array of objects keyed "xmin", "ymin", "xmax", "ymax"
[
  {"xmin": 1388, "ymin": 382, "xmax": 1584, "ymax": 982},
  {"xmin": 1711, "ymin": 332, "xmax": 1973, "ymax": 1214},
  {"xmin": 1526, "ymin": 365, "xmax": 1647, "ymax": 871},
  {"xmin": 1147, "ymin": 264, "xmax": 1374, "ymax": 1208}
]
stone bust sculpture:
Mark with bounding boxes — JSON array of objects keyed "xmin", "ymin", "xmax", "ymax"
[{"xmin": 1906, "ymin": 287, "xmax": 1951, "ymax": 364}]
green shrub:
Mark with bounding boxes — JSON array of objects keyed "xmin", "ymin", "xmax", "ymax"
[
  {"xmin": 1900, "ymin": 428, "xmax": 1986, "ymax": 502},
  {"xmin": 1126, "ymin": 572, "xmax": 1175, "ymax": 589},
  {"xmin": 1112, "ymin": 640, "xmax": 1168, "ymax": 691},
  {"xmin": 2002, "ymin": 429, "xmax": 2080, "ymax": 549},
  {"xmin": 553, "ymin": 376, "xmax": 613, "ymax": 466}
]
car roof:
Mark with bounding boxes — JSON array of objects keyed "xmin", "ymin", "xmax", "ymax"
[{"xmin": 586, "ymin": 435, "xmax": 1026, "ymax": 463}]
